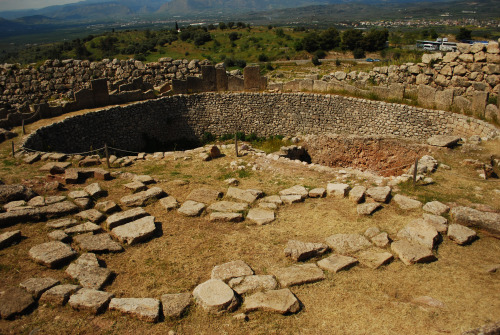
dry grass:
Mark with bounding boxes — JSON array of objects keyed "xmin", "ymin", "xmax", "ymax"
[{"xmin": 0, "ymin": 116, "xmax": 500, "ymax": 334}]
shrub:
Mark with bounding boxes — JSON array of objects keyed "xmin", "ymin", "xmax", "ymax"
[
  {"xmin": 312, "ymin": 56, "xmax": 321, "ymax": 66},
  {"xmin": 258, "ymin": 53, "xmax": 269, "ymax": 62},
  {"xmin": 201, "ymin": 132, "xmax": 216, "ymax": 144},
  {"xmin": 353, "ymin": 48, "xmax": 365, "ymax": 59}
]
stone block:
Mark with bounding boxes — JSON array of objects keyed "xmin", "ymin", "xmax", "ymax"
[
  {"xmin": 471, "ymin": 91, "xmax": 488, "ymax": 118},
  {"xmin": 435, "ymin": 89, "xmax": 454, "ymax": 111},
  {"xmin": 202, "ymin": 65, "xmax": 217, "ymax": 91},
  {"xmin": 244, "ymin": 66, "xmax": 262, "ymax": 91},
  {"xmin": 172, "ymin": 79, "xmax": 187, "ymax": 94},
  {"xmin": 452, "ymin": 96, "xmax": 471, "ymax": 114},
  {"xmin": 91, "ymin": 79, "xmax": 109, "ymax": 107},
  {"xmin": 228, "ymin": 76, "xmax": 244, "ymax": 91},
  {"xmin": 418, "ymin": 85, "xmax": 436, "ymax": 109},
  {"xmin": 216, "ymin": 68, "xmax": 228, "ymax": 91},
  {"xmin": 187, "ymin": 76, "xmax": 204, "ymax": 93},
  {"xmin": 74, "ymin": 88, "xmax": 94, "ymax": 109}
]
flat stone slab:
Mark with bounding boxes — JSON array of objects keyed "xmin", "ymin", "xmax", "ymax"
[
  {"xmin": 308, "ymin": 188, "xmax": 326, "ymax": 198},
  {"xmin": 66, "ymin": 262, "xmax": 112, "ymax": 290},
  {"xmin": 211, "ymin": 260, "xmax": 254, "ymax": 282},
  {"xmin": 284, "ymin": 239, "xmax": 330, "ymax": 261},
  {"xmin": 124, "ymin": 181, "xmax": 147, "ymax": 193},
  {"xmin": 68, "ymin": 288, "xmax": 114, "ymax": 314},
  {"xmin": 246, "ymin": 208, "xmax": 275, "ymax": 225},
  {"xmin": 178, "ymin": 200, "xmax": 206, "ymax": 217},
  {"xmin": 397, "ymin": 219, "xmax": 440, "ymax": 249},
  {"xmin": 349, "ymin": 185, "xmax": 366, "ymax": 203},
  {"xmin": 226, "ymin": 187, "xmax": 262, "ymax": 203},
  {"xmin": 40, "ymin": 162, "xmax": 71, "ymax": 172},
  {"xmin": 317, "ymin": 254, "xmax": 358, "ymax": 273},
  {"xmin": 243, "ymin": 288, "xmax": 300, "ymax": 314},
  {"xmin": 187, "ymin": 188, "xmax": 223, "ymax": 204},
  {"xmin": 111, "ymin": 216, "xmax": 156, "ymax": 245},
  {"xmin": 48, "ymin": 230, "xmax": 70, "ymax": 242},
  {"xmin": 0, "ymin": 287, "xmax": 35, "ymax": 319},
  {"xmin": 193, "ymin": 279, "xmax": 239, "ymax": 313},
  {"xmin": 391, "ymin": 240, "xmax": 437, "ymax": 265},
  {"xmin": 325, "ymin": 234, "xmax": 372, "ymax": 255},
  {"xmin": 120, "ymin": 187, "xmax": 165, "ymax": 207},
  {"xmin": 29, "ymin": 241, "xmax": 77, "ymax": 268},
  {"xmin": 109, "ymin": 298, "xmax": 160, "ymax": 323},
  {"xmin": 74, "ymin": 233, "xmax": 123, "ymax": 253},
  {"xmin": 357, "ymin": 202, "xmax": 382, "ymax": 215},
  {"xmin": 43, "ymin": 201, "xmax": 80, "ymax": 219},
  {"xmin": 447, "ymin": 224, "xmax": 477, "ymax": 245},
  {"xmin": 366, "ymin": 186, "xmax": 392, "ymax": 203},
  {"xmin": 20, "ymin": 277, "xmax": 60, "ymax": 299},
  {"xmin": 450, "ymin": 206, "xmax": 500, "ymax": 235},
  {"xmin": 47, "ymin": 218, "xmax": 78, "ymax": 229},
  {"xmin": 357, "ymin": 249, "xmax": 394, "ymax": 269},
  {"xmin": 371, "ymin": 232, "xmax": 391, "ymax": 248},
  {"xmin": 0, "ymin": 184, "xmax": 35, "ymax": 204},
  {"xmin": 40, "ymin": 284, "xmax": 81, "ymax": 306},
  {"xmin": 159, "ymin": 196, "xmax": 179, "ymax": 211},
  {"xmin": 279, "ymin": 185, "xmax": 308, "ymax": 199},
  {"xmin": 393, "ymin": 194, "xmax": 422, "ymax": 210},
  {"xmin": 95, "ymin": 201, "xmax": 120, "ymax": 214},
  {"xmin": 208, "ymin": 212, "xmax": 244, "ymax": 222},
  {"xmin": 0, "ymin": 230, "xmax": 21, "ymax": 249},
  {"xmin": 161, "ymin": 293, "xmax": 192, "ymax": 319},
  {"xmin": 273, "ymin": 264, "xmax": 325, "ymax": 287},
  {"xmin": 423, "ymin": 201, "xmax": 450, "ymax": 215},
  {"xmin": 84, "ymin": 183, "xmax": 106, "ymax": 198},
  {"xmin": 68, "ymin": 190, "xmax": 90, "ymax": 199},
  {"xmin": 427, "ymin": 135, "xmax": 461, "ymax": 147},
  {"xmin": 259, "ymin": 195, "xmax": 283, "ymax": 205},
  {"xmin": 280, "ymin": 194, "xmax": 304, "ymax": 204},
  {"xmin": 228, "ymin": 275, "xmax": 278, "ymax": 295},
  {"xmin": 64, "ymin": 222, "xmax": 101, "ymax": 235},
  {"xmin": 327, "ymin": 183, "xmax": 350, "ymax": 198},
  {"xmin": 134, "ymin": 175, "xmax": 155, "ymax": 184},
  {"xmin": 423, "ymin": 213, "xmax": 448, "ymax": 233},
  {"xmin": 207, "ymin": 201, "xmax": 248, "ymax": 213},
  {"xmin": 106, "ymin": 207, "xmax": 148, "ymax": 230}
]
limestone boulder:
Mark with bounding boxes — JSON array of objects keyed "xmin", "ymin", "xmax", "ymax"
[
  {"xmin": 39, "ymin": 284, "xmax": 81, "ymax": 306},
  {"xmin": 397, "ymin": 219, "xmax": 440, "ymax": 249},
  {"xmin": 110, "ymin": 216, "xmax": 156, "ymax": 245},
  {"xmin": 207, "ymin": 201, "xmax": 248, "ymax": 213},
  {"xmin": 423, "ymin": 213, "xmax": 448, "ymax": 233},
  {"xmin": 68, "ymin": 288, "xmax": 114, "ymax": 314},
  {"xmin": 357, "ymin": 202, "xmax": 382, "ymax": 215},
  {"xmin": 326, "ymin": 183, "xmax": 350, "ymax": 198},
  {"xmin": 120, "ymin": 187, "xmax": 165, "ymax": 207},
  {"xmin": 284, "ymin": 239, "xmax": 330, "ymax": 261},
  {"xmin": 366, "ymin": 186, "xmax": 391, "ymax": 203},
  {"xmin": 19, "ymin": 277, "xmax": 59, "ymax": 299},
  {"xmin": 226, "ymin": 187, "xmax": 263, "ymax": 203},
  {"xmin": 450, "ymin": 206, "xmax": 500, "ymax": 235},
  {"xmin": 211, "ymin": 260, "xmax": 254, "ymax": 282},
  {"xmin": 193, "ymin": 279, "xmax": 239, "ymax": 313},
  {"xmin": 0, "ymin": 230, "xmax": 21, "ymax": 249},
  {"xmin": 391, "ymin": 240, "xmax": 437, "ymax": 265},
  {"xmin": 161, "ymin": 293, "xmax": 192, "ymax": 319},
  {"xmin": 109, "ymin": 298, "xmax": 160, "ymax": 323},
  {"xmin": 246, "ymin": 208, "xmax": 275, "ymax": 225},
  {"xmin": 74, "ymin": 233, "xmax": 123, "ymax": 253},
  {"xmin": 423, "ymin": 201, "xmax": 450, "ymax": 215},
  {"xmin": 427, "ymin": 135, "xmax": 461, "ymax": 147},
  {"xmin": 447, "ymin": 224, "xmax": 477, "ymax": 245},
  {"xmin": 178, "ymin": 200, "xmax": 206, "ymax": 217},
  {"xmin": 349, "ymin": 186, "xmax": 366, "ymax": 203},
  {"xmin": 357, "ymin": 249, "xmax": 393, "ymax": 269},
  {"xmin": 106, "ymin": 207, "xmax": 148, "ymax": 230},
  {"xmin": 243, "ymin": 289, "xmax": 300, "ymax": 314},
  {"xmin": 393, "ymin": 194, "xmax": 422, "ymax": 210},
  {"xmin": 279, "ymin": 185, "xmax": 309, "ymax": 199},
  {"xmin": 186, "ymin": 188, "xmax": 223, "ymax": 204}
]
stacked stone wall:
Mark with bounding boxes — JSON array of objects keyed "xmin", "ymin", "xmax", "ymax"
[{"xmin": 23, "ymin": 92, "xmax": 499, "ymax": 154}]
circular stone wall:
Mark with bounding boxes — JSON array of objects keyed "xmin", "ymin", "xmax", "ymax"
[{"xmin": 23, "ymin": 92, "xmax": 499, "ymax": 154}]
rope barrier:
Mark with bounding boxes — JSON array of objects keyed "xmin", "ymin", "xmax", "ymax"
[
  {"xmin": 107, "ymin": 146, "xmax": 143, "ymax": 155},
  {"xmin": 21, "ymin": 146, "xmax": 105, "ymax": 156}
]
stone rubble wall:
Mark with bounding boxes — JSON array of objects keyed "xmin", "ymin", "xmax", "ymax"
[{"xmin": 23, "ymin": 92, "xmax": 499, "ymax": 154}]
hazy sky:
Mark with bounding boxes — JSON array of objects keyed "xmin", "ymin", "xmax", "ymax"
[{"xmin": 0, "ymin": 0, "xmax": 79, "ymax": 11}]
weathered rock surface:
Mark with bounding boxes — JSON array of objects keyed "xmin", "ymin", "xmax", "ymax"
[
  {"xmin": 208, "ymin": 212, "xmax": 244, "ymax": 222},
  {"xmin": 371, "ymin": 232, "xmax": 391, "ymax": 248},
  {"xmin": 280, "ymin": 194, "xmax": 304, "ymax": 204},
  {"xmin": 211, "ymin": 260, "xmax": 254, "ymax": 282},
  {"xmin": 397, "ymin": 220, "xmax": 440, "ymax": 249},
  {"xmin": 178, "ymin": 200, "xmax": 206, "ymax": 217},
  {"xmin": 0, "ymin": 201, "xmax": 79, "ymax": 227},
  {"xmin": 226, "ymin": 187, "xmax": 262, "ymax": 203},
  {"xmin": 279, "ymin": 185, "xmax": 309, "ymax": 199},
  {"xmin": 20, "ymin": 277, "xmax": 60, "ymax": 299},
  {"xmin": 0, "ymin": 287, "xmax": 35, "ymax": 319},
  {"xmin": 284, "ymin": 239, "xmax": 330, "ymax": 261},
  {"xmin": 246, "ymin": 208, "xmax": 275, "ymax": 225},
  {"xmin": 193, "ymin": 279, "xmax": 239, "ymax": 313},
  {"xmin": 325, "ymin": 234, "xmax": 371, "ymax": 254},
  {"xmin": 427, "ymin": 135, "xmax": 461, "ymax": 147},
  {"xmin": 259, "ymin": 195, "xmax": 282, "ymax": 205},
  {"xmin": 39, "ymin": 284, "xmax": 81, "ymax": 305},
  {"xmin": 47, "ymin": 218, "xmax": 78, "ymax": 229},
  {"xmin": 109, "ymin": 298, "xmax": 160, "ymax": 323},
  {"xmin": 0, "ymin": 184, "xmax": 36, "ymax": 204},
  {"xmin": 84, "ymin": 183, "xmax": 106, "ymax": 198},
  {"xmin": 186, "ymin": 188, "xmax": 223, "ymax": 204},
  {"xmin": 0, "ymin": 230, "xmax": 21, "ymax": 249},
  {"xmin": 273, "ymin": 264, "xmax": 325, "ymax": 287},
  {"xmin": 327, "ymin": 183, "xmax": 350, "ymax": 198},
  {"xmin": 124, "ymin": 181, "xmax": 147, "ymax": 193},
  {"xmin": 366, "ymin": 186, "xmax": 392, "ymax": 203},
  {"xmin": 161, "ymin": 293, "xmax": 192, "ymax": 319},
  {"xmin": 308, "ymin": 188, "xmax": 326, "ymax": 198},
  {"xmin": 317, "ymin": 254, "xmax": 358, "ymax": 273},
  {"xmin": 357, "ymin": 202, "xmax": 382, "ymax": 215},
  {"xmin": 68, "ymin": 288, "xmax": 114, "ymax": 314},
  {"xmin": 29, "ymin": 241, "xmax": 77, "ymax": 268},
  {"xmin": 450, "ymin": 206, "xmax": 500, "ymax": 235},
  {"xmin": 95, "ymin": 200, "xmax": 120, "ymax": 214},
  {"xmin": 120, "ymin": 187, "xmax": 165, "ymax": 207},
  {"xmin": 111, "ymin": 216, "xmax": 156, "ymax": 245},
  {"xmin": 134, "ymin": 175, "xmax": 155, "ymax": 185},
  {"xmin": 423, "ymin": 201, "xmax": 450, "ymax": 215},
  {"xmin": 423, "ymin": 213, "xmax": 448, "ymax": 233},
  {"xmin": 66, "ymin": 261, "xmax": 112, "ymax": 290},
  {"xmin": 447, "ymin": 224, "xmax": 477, "ymax": 245},
  {"xmin": 393, "ymin": 194, "xmax": 422, "ymax": 210},
  {"xmin": 207, "ymin": 201, "xmax": 248, "ymax": 213},
  {"xmin": 64, "ymin": 222, "xmax": 101, "ymax": 235},
  {"xmin": 349, "ymin": 186, "xmax": 366, "ymax": 203},
  {"xmin": 391, "ymin": 240, "xmax": 437, "ymax": 265},
  {"xmin": 159, "ymin": 196, "xmax": 179, "ymax": 211},
  {"xmin": 106, "ymin": 207, "xmax": 148, "ymax": 230},
  {"xmin": 243, "ymin": 288, "xmax": 300, "ymax": 314},
  {"xmin": 228, "ymin": 275, "xmax": 278, "ymax": 295},
  {"xmin": 357, "ymin": 249, "xmax": 393, "ymax": 269},
  {"xmin": 74, "ymin": 233, "xmax": 123, "ymax": 253}
]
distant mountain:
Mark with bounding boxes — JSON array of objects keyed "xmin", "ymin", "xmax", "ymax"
[{"xmin": 14, "ymin": 15, "xmax": 59, "ymax": 24}]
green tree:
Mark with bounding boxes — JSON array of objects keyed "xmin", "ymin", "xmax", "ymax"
[
  {"xmin": 219, "ymin": 22, "xmax": 227, "ymax": 30},
  {"xmin": 302, "ymin": 32, "xmax": 321, "ymax": 53},
  {"xmin": 228, "ymin": 22, "xmax": 235, "ymax": 29},
  {"xmin": 320, "ymin": 27, "xmax": 341, "ymax": 50},
  {"xmin": 456, "ymin": 27, "xmax": 472, "ymax": 41},
  {"xmin": 363, "ymin": 29, "xmax": 388, "ymax": 52},
  {"xmin": 228, "ymin": 32, "xmax": 239, "ymax": 42},
  {"xmin": 275, "ymin": 28, "xmax": 285, "ymax": 38},
  {"xmin": 341, "ymin": 29, "xmax": 364, "ymax": 51}
]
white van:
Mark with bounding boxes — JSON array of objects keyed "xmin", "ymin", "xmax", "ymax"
[{"xmin": 423, "ymin": 44, "xmax": 436, "ymax": 51}]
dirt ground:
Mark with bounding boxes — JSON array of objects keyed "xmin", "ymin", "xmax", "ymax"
[{"xmin": 0, "ymin": 109, "xmax": 499, "ymax": 335}]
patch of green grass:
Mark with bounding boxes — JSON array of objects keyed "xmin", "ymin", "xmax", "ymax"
[
  {"xmin": 237, "ymin": 169, "xmax": 251, "ymax": 178},
  {"xmin": 252, "ymin": 136, "xmax": 290, "ymax": 154},
  {"xmin": 2, "ymin": 159, "xmax": 16, "ymax": 166},
  {"xmin": 170, "ymin": 171, "xmax": 181, "ymax": 176}
]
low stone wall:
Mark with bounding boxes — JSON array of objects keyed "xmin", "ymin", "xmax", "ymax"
[{"xmin": 23, "ymin": 92, "xmax": 500, "ymax": 154}]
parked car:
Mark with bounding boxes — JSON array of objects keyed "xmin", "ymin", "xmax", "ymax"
[{"xmin": 366, "ymin": 58, "xmax": 374, "ymax": 62}]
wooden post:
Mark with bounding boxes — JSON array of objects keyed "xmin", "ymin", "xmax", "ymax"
[
  {"xmin": 22, "ymin": 119, "xmax": 25, "ymax": 135},
  {"xmin": 11, "ymin": 141, "xmax": 15, "ymax": 157},
  {"xmin": 105, "ymin": 143, "xmax": 110, "ymax": 169},
  {"xmin": 413, "ymin": 157, "xmax": 419, "ymax": 186},
  {"xmin": 483, "ymin": 164, "xmax": 488, "ymax": 180},
  {"xmin": 235, "ymin": 133, "xmax": 239, "ymax": 157}
]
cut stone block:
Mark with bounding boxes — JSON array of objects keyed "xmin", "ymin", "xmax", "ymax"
[
  {"xmin": 178, "ymin": 200, "xmax": 206, "ymax": 217},
  {"xmin": 111, "ymin": 216, "xmax": 156, "ymax": 245},
  {"xmin": 159, "ymin": 196, "xmax": 179, "ymax": 211},
  {"xmin": 211, "ymin": 260, "xmax": 254, "ymax": 282},
  {"xmin": 450, "ymin": 206, "xmax": 500, "ymax": 235},
  {"xmin": 259, "ymin": 195, "xmax": 282, "ymax": 205},
  {"xmin": 186, "ymin": 188, "xmax": 223, "ymax": 204},
  {"xmin": 393, "ymin": 194, "xmax": 422, "ymax": 210},
  {"xmin": 391, "ymin": 240, "xmax": 437, "ymax": 265},
  {"xmin": 74, "ymin": 198, "xmax": 93, "ymax": 210},
  {"xmin": 208, "ymin": 212, "xmax": 244, "ymax": 222},
  {"xmin": 161, "ymin": 293, "xmax": 192, "ymax": 319},
  {"xmin": 228, "ymin": 275, "xmax": 278, "ymax": 295},
  {"xmin": 0, "ymin": 230, "xmax": 21, "ymax": 249},
  {"xmin": 317, "ymin": 254, "xmax": 358, "ymax": 273},
  {"xmin": 106, "ymin": 207, "xmax": 148, "ymax": 230},
  {"xmin": 29, "ymin": 241, "xmax": 77, "ymax": 268},
  {"xmin": 0, "ymin": 287, "xmax": 35, "ymax": 319},
  {"xmin": 48, "ymin": 230, "xmax": 70, "ymax": 242},
  {"xmin": 423, "ymin": 201, "xmax": 450, "ymax": 215},
  {"xmin": 68, "ymin": 288, "xmax": 114, "ymax": 314},
  {"xmin": 284, "ymin": 239, "xmax": 330, "ymax": 261},
  {"xmin": 357, "ymin": 249, "xmax": 393, "ymax": 269},
  {"xmin": 74, "ymin": 233, "xmax": 123, "ymax": 253},
  {"xmin": 447, "ymin": 224, "xmax": 477, "ymax": 245},
  {"xmin": 124, "ymin": 181, "xmax": 147, "ymax": 193},
  {"xmin": 327, "ymin": 183, "xmax": 350, "ymax": 197},
  {"xmin": 47, "ymin": 218, "xmax": 78, "ymax": 229},
  {"xmin": 366, "ymin": 186, "xmax": 392, "ymax": 203},
  {"xmin": 134, "ymin": 175, "xmax": 155, "ymax": 185},
  {"xmin": 68, "ymin": 190, "xmax": 90, "ymax": 199},
  {"xmin": 226, "ymin": 187, "xmax": 262, "ymax": 203},
  {"xmin": 95, "ymin": 200, "xmax": 120, "ymax": 214},
  {"xmin": 120, "ymin": 187, "xmax": 165, "ymax": 207},
  {"xmin": 279, "ymin": 185, "xmax": 308, "ymax": 199},
  {"xmin": 20, "ymin": 277, "xmax": 60, "ymax": 299},
  {"xmin": 325, "ymin": 234, "xmax": 371, "ymax": 255},
  {"xmin": 246, "ymin": 208, "xmax": 275, "ymax": 225},
  {"xmin": 423, "ymin": 213, "xmax": 448, "ymax": 233},
  {"xmin": 207, "ymin": 201, "xmax": 248, "ymax": 213},
  {"xmin": 84, "ymin": 183, "xmax": 106, "ymax": 198},
  {"xmin": 349, "ymin": 186, "xmax": 366, "ymax": 203},
  {"xmin": 109, "ymin": 298, "xmax": 160, "ymax": 323},
  {"xmin": 243, "ymin": 288, "xmax": 300, "ymax": 314},
  {"xmin": 364, "ymin": 227, "xmax": 381, "ymax": 239},
  {"xmin": 357, "ymin": 202, "xmax": 382, "ymax": 215},
  {"xmin": 193, "ymin": 279, "xmax": 239, "ymax": 313},
  {"xmin": 273, "ymin": 264, "xmax": 325, "ymax": 287},
  {"xmin": 427, "ymin": 135, "xmax": 461, "ymax": 147},
  {"xmin": 75, "ymin": 209, "xmax": 105, "ymax": 223},
  {"xmin": 66, "ymin": 263, "xmax": 112, "ymax": 290},
  {"xmin": 64, "ymin": 222, "xmax": 101, "ymax": 235},
  {"xmin": 371, "ymin": 232, "xmax": 391, "ymax": 248},
  {"xmin": 280, "ymin": 194, "xmax": 304, "ymax": 204},
  {"xmin": 308, "ymin": 188, "xmax": 326, "ymax": 198},
  {"xmin": 397, "ymin": 219, "xmax": 440, "ymax": 249},
  {"xmin": 39, "ymin": 284, "xmax": 81, "ymax": 306}
]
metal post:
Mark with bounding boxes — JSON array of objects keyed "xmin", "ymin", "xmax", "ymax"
[
  {"xmin": 105, "ymin": 143, "xmax": 110, "ymax": 169},
  {"xmin": 235, "ymin": 133, "xmax": 239, "ymax": 157},
  {"xmin": 11, "ymin": 141, "xmax": 15, "ymax": 157},
  {"xmin": 22, "ymin": 119, "xmax": 25, "ymax": 135},
  {"xmin": 413, "ymin": 158, "xmax": 419, "ymax": 186}
]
